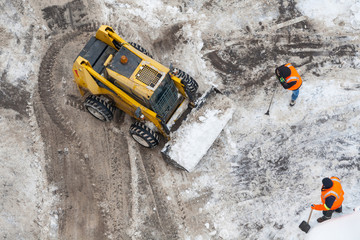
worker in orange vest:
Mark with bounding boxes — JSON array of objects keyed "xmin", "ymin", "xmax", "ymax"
[
  {"xmin": 311, "ymin": 177, "xmax": 345, "ymax": 223},
  {"xmin": 275, "ymin": 63, "xmax": 302, "ymax": 106}
]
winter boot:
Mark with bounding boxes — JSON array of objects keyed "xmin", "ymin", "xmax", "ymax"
[
  {"xmin": 290, "ymin": 100, "xmax": 296, "ymax": 106},
  {"xmin": 335, "ymin": 206, "xmax": 342, "ymax": 213},
  {"xmin": 317, "ymin": 216, "xmax": 331, "ymax": 223}
]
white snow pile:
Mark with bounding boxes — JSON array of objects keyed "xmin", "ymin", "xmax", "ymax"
[
  {"xmin": 306, "ymin": 207, "xmax": 360, "ymax": 240},
  {"xmin": 163, "ymin": 92, "xmax": 235, "ymax": 172}
]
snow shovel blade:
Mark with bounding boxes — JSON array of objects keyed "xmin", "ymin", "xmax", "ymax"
[
  {"xmin": 299, "ymin": 220, "xmax": 311, "ymax": 233},
  {"xmin": 161, "ymin": 86, "xmax": 235, "ymax": 172}
]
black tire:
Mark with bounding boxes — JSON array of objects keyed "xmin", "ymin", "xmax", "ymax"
[
  {"xmin": 173, "ymin": 68, "xmax": 199, "ymax": 100},
  {"xmin": 129, "ymin": 122, "xmax": 159, "ymax": 148},
  {"xmin": 128, "ymin": 42, "xmax": 153, "ymax": 58},
  {"xmin": 84, "ymin": 95, "xmax": 114, "ymax": 122}
]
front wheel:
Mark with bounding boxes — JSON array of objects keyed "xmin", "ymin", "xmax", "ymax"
[
  {"xmin": 173, "ymin": 68, "xmax": 199, "ymax": 100},
  {"xmin": 84, "ymin": 95, "xmax": 114, "ymax": 122},
  {"xmin": 129, "ymin": 122, "xmax": 159, "ymax": 148}
]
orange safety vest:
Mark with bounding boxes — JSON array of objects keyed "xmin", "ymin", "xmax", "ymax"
[
  {"xmin": 284, "ymin": 63, "xmax": 302, "ymax": 91},
  {"xmin": 321, "ymin": 176, "xmax": 344, "ymax": 210}
]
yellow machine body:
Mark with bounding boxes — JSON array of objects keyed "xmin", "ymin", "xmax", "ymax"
[{"xmin": 72, "ymin": 25, "xmax": 190, "ymax": 139}]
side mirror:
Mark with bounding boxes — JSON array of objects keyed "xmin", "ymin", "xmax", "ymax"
[
  {"xmin": 135, "ymin": 107, "xmax": 144, "ymax": 120},
  {"xmin": 169, "ymin": 62, "xmax": 174, "ymax": 72},
  {"xmin": 135, "ymin": 107, "xmax": 142, "ymax": 118}
]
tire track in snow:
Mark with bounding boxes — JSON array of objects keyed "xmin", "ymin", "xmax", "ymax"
[{"xmin": 126, "ymin": 132, "xmax": 167, "ymax": 239}]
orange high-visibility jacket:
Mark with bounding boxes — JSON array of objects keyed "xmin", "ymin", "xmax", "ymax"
[
  {"xmin": 314, "ymin": 176, "xmax": 344, "ymax": 211},
  {"xmin": 284, "ymin": 63, "xmax": 302, "ymax": 91}
]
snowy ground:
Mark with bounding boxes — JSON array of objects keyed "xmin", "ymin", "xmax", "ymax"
[{"xmin": 1, "ymin": 0, "xmax": 360, "ymax": 239}]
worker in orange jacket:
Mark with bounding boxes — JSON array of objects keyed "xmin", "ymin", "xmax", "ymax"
[
  {"xmin": 311, "ymin": 177, "xmax": 344, "ymax": 223},
  {"xmin": 275, "ymin": 63, "xmax": 302, "ymax": 106}
]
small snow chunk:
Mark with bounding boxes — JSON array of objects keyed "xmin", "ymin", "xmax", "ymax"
[
  {"xmin": 219, "ymin": 229, "xmax": 229, "ymax": 239},
  {"xmin": 198, "ymin": 116, "xmax": 206, "ymax": 122},
  {"xmin": 209, "ymin": 231, "xmax": 217, "ymax": 236}
]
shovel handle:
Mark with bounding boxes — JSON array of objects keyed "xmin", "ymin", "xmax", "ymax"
[{"xmin": 307, "ymin": 208, "xmax": 313, "ymax": 223}]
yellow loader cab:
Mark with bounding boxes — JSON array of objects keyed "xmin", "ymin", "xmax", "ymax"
[{"xmin": 73, "ymin": 25, "xmax": 198, "ymax": 148}]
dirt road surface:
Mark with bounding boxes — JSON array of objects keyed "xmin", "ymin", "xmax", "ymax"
[{"xmin": 1, "ymin": 0, "xmax": 359, "ymax": 239}]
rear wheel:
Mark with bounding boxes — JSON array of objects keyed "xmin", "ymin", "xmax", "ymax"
[
  {"xmin": 84, "ymin": 95, "xmax": 114, "ymax": 122},
  {"xmin": 128, "ymin": 42, "xmax": 153, "ymax": 58},
  {"xmin": 129, "ymin": 122, "xmax": 159, "ymax": 148}
]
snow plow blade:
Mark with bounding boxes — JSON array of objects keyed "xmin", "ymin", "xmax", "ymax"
[{"xmin": 161, "ymin": 87, "xmax": 235, "ymax": 172}]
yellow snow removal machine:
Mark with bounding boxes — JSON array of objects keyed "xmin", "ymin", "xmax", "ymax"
[{"xmin": 73, "ymin": 25, "xmax": 234, "ymax": 171}]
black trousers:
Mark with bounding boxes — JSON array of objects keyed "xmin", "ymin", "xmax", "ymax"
[{"xmin": 322, "ymin": 206, "xmax": 342, "ymax": 218}]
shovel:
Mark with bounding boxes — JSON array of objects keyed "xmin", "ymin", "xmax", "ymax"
[
  {"xmin": 265, "ymin": 82, "xmax": 278, "ymax": 116},
  {"xmin": 299, "ymin": 208, "xmax": 313, "ymax": 233}
]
